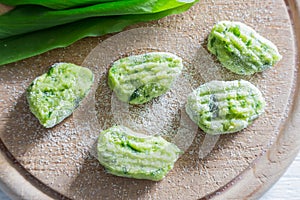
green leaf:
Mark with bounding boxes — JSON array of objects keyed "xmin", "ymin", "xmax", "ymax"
[
  {"xmin": 0, "ymin": 0, "xmax": 197, "ymax": 39},
  {"xmin": 0, "ymin": 0, "xmax": 121, "ymax": 10},
  {"xmin": 0, "ymin": 4, "xmax": 195, "ymax": 66}
]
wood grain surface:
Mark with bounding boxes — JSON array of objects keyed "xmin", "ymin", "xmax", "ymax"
[{"xmin": 0, "ymin": 0, "xmax": 299, "ymax": 199}]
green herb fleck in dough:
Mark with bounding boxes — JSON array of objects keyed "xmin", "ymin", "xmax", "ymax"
[
  {"xmin": 208, "ymin": 21, "xmax": 282, "ymax": 75},
  {"xmin": 185, "ymin": 80, "xmax": 266, "ymax": 135},
  {"xmin": 97, "ymin": 126, "xmax": 182, "ymax": 181},
  {"xmin": 27, "ymin": 63, "xmax": 94, "ymax": 128},
  {"xmin": 108, "ymin": 52, "xmax": 183, "ymax": 104}
]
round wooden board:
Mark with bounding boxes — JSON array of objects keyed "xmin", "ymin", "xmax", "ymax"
[{"xmin": 0, "ymin": 0, "xmax": 299, "ymax": 199}]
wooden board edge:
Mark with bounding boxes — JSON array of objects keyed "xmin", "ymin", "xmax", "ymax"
[{"xmin": 0, "ymin": 147, "xmax": 54, "ymax": 200}]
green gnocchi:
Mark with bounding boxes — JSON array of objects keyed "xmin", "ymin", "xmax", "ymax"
[
  {"xmin": 208, "ymin": 21, "xmax": 282, "ymax": 75},
  {"xmin": 185, "ymin": 80, "xmax": 266, "ymax": 134},
  {"xmin": 108, "ymin": 52, "xmax": 183, "ymax": 104}
]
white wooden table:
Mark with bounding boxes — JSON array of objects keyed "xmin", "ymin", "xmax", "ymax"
[
  {"xmin": 1, "ymin": 151, "xmax": 299, "ymax": 199},
  {"xmin": 261, "ymin": 151, "xmax": 300, "ymax": 200}
]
